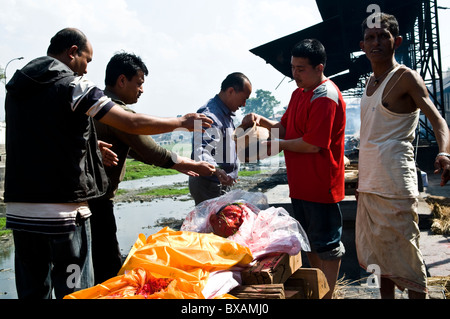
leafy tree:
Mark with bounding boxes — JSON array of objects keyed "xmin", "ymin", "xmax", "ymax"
[
  {"xmin": 0, "ymin": 66, "xmax": 5, "ymax": 84},
  {"xmin": 242, "ymin": 89, "xmax": 280, "ymax": 119}
]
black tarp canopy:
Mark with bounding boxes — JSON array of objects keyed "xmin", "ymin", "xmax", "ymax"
[{"xmin": 250, "ymin": 0, "xmax": 422, "ymax": 91}]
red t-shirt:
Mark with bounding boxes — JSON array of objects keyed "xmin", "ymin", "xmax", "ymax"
[{"xmin": 280, "ymin": 79, "xmax": 346, "ymax": 203}]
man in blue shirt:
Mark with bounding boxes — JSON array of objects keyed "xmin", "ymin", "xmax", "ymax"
[{"xmin": 189, "ymin": 72, "xmax": 252, "ymax": 205}]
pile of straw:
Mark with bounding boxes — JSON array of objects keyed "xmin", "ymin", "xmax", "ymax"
[
  {"xmin": 428, "ymin": 276, "xmax": 450, "ymax": 299},
  {"xmin": 332, "ymin": 276, "xmax": 370, "ymax": 299},
  {"xmin": 425, "ymin": 196, "xmax": 450, "ymax": 235},
  {"xmin": 333, "ymin": 275, "xmax": 449, "ymax": 299}
]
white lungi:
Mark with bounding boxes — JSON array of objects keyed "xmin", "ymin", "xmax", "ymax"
[
  {"xmin": 356, "ymin": 193, "xmax": 427, "ymax": 293},
  {"xmin": 357, "ymin": 65, "xmax": 427, "ymax": 293}
]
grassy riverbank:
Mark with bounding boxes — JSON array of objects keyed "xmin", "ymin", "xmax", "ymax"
[
  {"xmin": 123, "ymin": 158, "xmax": 267, "ymax": 180},
  {"xmin": 137, "ymin": 187, "xmax": 190, "ymax": 197},
  {"xmin": 0, "ymin": 217, "xmax": 9, "ymax": 236},
  {"xmin": 123, "ymin": 159, "xmax": 179, "ymax": 181},
  {"xmin": 115, "ymin": 158, "xmax": 277, "ymax": 202}
]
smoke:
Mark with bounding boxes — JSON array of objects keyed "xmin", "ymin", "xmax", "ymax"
[{"xmin": 345, "ymin": 99, "xmax": 361, "ymax": 162}]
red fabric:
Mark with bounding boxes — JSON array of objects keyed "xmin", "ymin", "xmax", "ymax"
[{"xmin": 280, "ymin": 80, "xmax": 346, "ymax": 203}]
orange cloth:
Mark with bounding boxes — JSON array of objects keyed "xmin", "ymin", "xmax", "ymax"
[
  {"xmin": 65, "ymin": 227, "xmax": 253, "ymax": 299},
  {"xmin": 64, "ymin": 267, "xmax": 202, "ymax": 299}
]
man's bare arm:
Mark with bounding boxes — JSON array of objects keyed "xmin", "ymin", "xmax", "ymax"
[
  {"xmin": 407, "ymin": 70, "xmax": 450, "ymax": 185},
  {"xmin": 99, "ymin": 104, "xmax": 212, "ymax": 135}
]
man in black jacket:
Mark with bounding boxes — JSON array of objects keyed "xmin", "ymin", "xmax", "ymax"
[{"xmin": 4, "ymin": 28, "xmax": 212, "ymax": 299}]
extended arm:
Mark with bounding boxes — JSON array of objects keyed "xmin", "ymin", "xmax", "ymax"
[
  {"xmin": 171, "ymin": 156, "xmax": 216, "ymax": 177},
  {"xmin": 242, "ymin": 113, "xmax": 320, "ymax": 154},
  {"xmin": 124, "ymin": 132, "xmax": 216, "ymax": 178},
  {"xmin": 99, "ymin": 104, "xmax": 212, "ymax": 135},
  {"xmin": 407, "ymin": 71, "xmax": 450, "ymax": 186}
]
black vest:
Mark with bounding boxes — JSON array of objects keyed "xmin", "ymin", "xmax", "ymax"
[{"xmin": 4, "ymin": 56, "xmax": 109, "ymax": 203}]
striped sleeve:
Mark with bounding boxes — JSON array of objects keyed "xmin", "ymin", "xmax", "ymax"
[{"xmin": 69, "ymin": 76, "xmax": 115, "ymax": 120}]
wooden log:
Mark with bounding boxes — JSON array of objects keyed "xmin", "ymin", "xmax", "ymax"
[
  {"xmin": 241, "ymin": 253, "xmax": 302, "ymax": 285},
  {"xmin": 345, "ymin": 169, "xmax": 358, "ymax": 195},
  {"xmin": 284, "ymin": 287, "xmax": 307, "ymax": 299},
  {"xmin": 230, "ymin": 284, "xmax": 285, "ymax": 299},
  {"xmin": 284, "ymin": 268, "xmax": 329, "ymax": 299}
]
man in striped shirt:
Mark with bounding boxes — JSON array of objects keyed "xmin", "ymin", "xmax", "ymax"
[{"xmin": 4, "ymin": 28, "xmax": 212, "ymax": 299}]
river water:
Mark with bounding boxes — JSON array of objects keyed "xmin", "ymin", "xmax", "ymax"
[{"xmin": 0, "ymin": 173, "xmax": 196, "ymax": 299}]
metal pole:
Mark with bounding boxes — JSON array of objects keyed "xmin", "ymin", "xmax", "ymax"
[{"xmin": 3, "ymin": 57, "xmax": 24, "ymax": 85}]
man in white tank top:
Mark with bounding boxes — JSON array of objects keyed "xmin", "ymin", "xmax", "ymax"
[{"xmin": 357, "ymin": 12, "xmax": 450, "ymax": 299}]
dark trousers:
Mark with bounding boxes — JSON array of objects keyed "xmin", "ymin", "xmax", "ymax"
[
  {"xmin": 88, "ymin": 198, "xmax": 123, "ymax": 284},
  {"xmin": 188, "ymin": 176, "xmax": 230, "ymax": 205},
  {"xmin": 12, "ymin": 218, "xmax": 93, "ymax": 299}
]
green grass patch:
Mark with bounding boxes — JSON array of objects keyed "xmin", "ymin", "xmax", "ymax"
[
  {"xmin": 138, "ymin": 187, "xmax": 190, "ymax": 197},
  {"xmin": 115, "ymin": 189, "xmax": 129, "ymax": 196},
  {"xmin": 0, "ymin": 217, "xmax": 11, "ymax": 236},
  {"xmin": 123, "ymin": 159, "xmax": 179, "ymax": 181},
  {"xmin": 239, "ymin": 170, "xmax": 267, "ymax": 177}
]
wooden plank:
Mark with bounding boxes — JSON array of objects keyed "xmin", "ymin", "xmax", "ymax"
[
  {"xmin": 285, "ymin": 268, "xmax": 329, "ymax": 299},
  {"xmin": 285, "ymin": 287, "xmax": 307, "ymax": 299},
  {"xmin": 241, "ymin": 253, "xmax": 302, "ymax": 285},
  {"xmin": 230, "ymin": 284, "xmax": 285, "ymax": 299}
]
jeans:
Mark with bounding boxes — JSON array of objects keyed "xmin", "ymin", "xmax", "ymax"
[
  {"xmin": 88, "ymin": 198, "xmax": 123, "ymax": 284},
  {"xmin": 12, "ymin": 217, "xmax": 94, "ymax": 299}
]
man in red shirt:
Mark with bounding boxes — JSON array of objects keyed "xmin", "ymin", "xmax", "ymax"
[{"xmin": 242, "ymin": 39, "xmax": 346, "ymax": 298}]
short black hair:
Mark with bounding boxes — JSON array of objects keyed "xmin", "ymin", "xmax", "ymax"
[
  {"xmin": 105, "ymin": 52, "xmax": 149, "ymax": 86},
  {"xmin": 291, "ymin": 39, "xmax": 327, "ymax": 68},
  {"xmin": 47, "ymin": 28, "xmax": 88, "ymax": 56},
  {"xmin": 361, "ymin": 12, "xmax": 400, "ymax": 38},
  {"xmin": 220, "ymin": 72, "xmax": 251, "ymax": 92}
]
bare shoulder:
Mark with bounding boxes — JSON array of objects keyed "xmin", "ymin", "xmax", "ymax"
[
  {"xmin": 397, "ymin": 66, "xmax": 427, "ymax": 92},
  {"xmin": 383, "ymin": 66, "xmax": 428, "ymax": 113},
  {"xmin": 397, "ymin": 66, "xmax": 442, "ymax": 116}
]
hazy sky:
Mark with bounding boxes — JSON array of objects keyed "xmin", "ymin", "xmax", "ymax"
[{"xmin": 1, "ymin": 0, "xmax": 450, "ymax": 121}]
